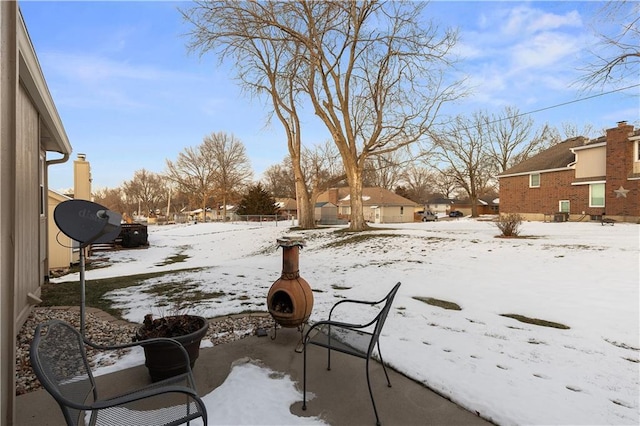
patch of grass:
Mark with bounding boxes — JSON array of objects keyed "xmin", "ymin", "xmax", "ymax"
[
  {"xmin": 413, "ymin": 296, "xmax": 461, "ymax": 311},
  {"xmin": 331, "ymin": 284, "xmax": 351, "ymax": 290},
  {"xmin": 155, "ymin": 253, "xmax": 190, "ymax": 266},
  {"xmin": 500, "ymin": 313, "xmax": 570, "ymax": 329},
  {"xmin": 40, "ymin": 268, "xmax": 203, "ymax": 319},
  {"xmin": 324, "ymin": 233, "xmax": 402, "ymax": 249},
  {"xmin": 604, "ymin": 338, "xmax": 639, "ymax": 351}
]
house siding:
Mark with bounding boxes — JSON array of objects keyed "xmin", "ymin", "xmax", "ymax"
[
  {"xmin": 500, "ymin": 170, "xmax": 590, "ymax": 218},
  {"xmin": 2, "ymin": 5, "xmax": 72, "ymax": 423},
  {"xmin": 1, "ymin": 2, "xmax": 19, "ymax": 422},
  {"xmin": 15, "ymin": 83, "xmax": 41, "ymax": 327}
]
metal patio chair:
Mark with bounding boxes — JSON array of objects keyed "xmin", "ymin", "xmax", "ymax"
[
  {"xmin": 302, "ymin": 282, "xmax": 401, "ymax": 426},
  {"xmin": 30, "ymin": 319, "xmax": 208, "ymax": 426}
]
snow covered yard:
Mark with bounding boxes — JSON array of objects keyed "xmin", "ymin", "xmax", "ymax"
[{"xmin": 54, "ymin": 218, "xmax": 639, "ymax": 425}]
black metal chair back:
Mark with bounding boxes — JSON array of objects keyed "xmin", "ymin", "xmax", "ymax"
[
  {"xmin": 30, "ymin": 319, "xmax": 208, "ymax": 426},
  {"xmin": 302, "ymin": 282, "xmax": 401, "ymax": 426},
  {"xmin": 30, "ymin": 320, "xmax": 98, "ymax": 425}
]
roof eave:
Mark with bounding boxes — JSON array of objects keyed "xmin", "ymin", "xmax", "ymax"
[
  {"xmin": 498, "ymin": 166, "xmax": 573, "ymax": 179},
  {"xmin": 18, "ymin": 9, "xmax": 71, "ymax": 155}
]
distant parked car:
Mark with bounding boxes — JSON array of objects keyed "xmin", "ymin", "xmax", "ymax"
[
  {"xmin": 449, "ymin": 210, "xmax": 463, "ymax": 217},
  {"xmin": 420, "ymin": 211, "xmax": 438, "ymax": 222}
]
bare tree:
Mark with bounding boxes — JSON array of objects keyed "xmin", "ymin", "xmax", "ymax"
[
  {"xmin": 549, "ymin": 122, "xmax": 599, "ymax": 143},
  {"xmin": 182, "ymin": 1, "xmax": 317, "ymax": 228},
  {"xmin": 484, "ymin": 106, "xmax": 553, "ymax": 174},
  {"xmin": 580, "ymin": 0, "xmax": 639, "ymax": 90},
  {"xmin": 430, "ymin": 113, "xmax": 494, "ymax": 217},
  {"xmin": 362, "ymin": 150, "xmax": 408, "ymax": 191},
  {"xmin": 182, "ymin": 1, "xmax": 462, "ymax": 231},
  {"xmin": 122, "ymin": 169, "xmax": 166, "ymax": 217},
  {"xmin": 299, "ymin": 140, "xmax": 346, "ymax": 211},
  {"xmin": 400, "ymin": 165, "xmax": 437, "ymax": 205},
  {"xmin": 93, "ymin": 187, "xmax": 133, "ymax": 220},
  {"xmin": 432, "ymin": 169, "xmax": 460, "ymax": 200},
  {"xmin": 265, "ymin": 141, "xmax": 344, "ymax": 218},
  {"xmin": 263, "ymin": 161, "xmax": 296, "ymax": 199},
  {"xmin": 166, "ymin": 143, "xmax": 217, "ymax": 215},
  {"xmin": 204, "ymin": 132, "xmax": 253, "ymax": 219}
]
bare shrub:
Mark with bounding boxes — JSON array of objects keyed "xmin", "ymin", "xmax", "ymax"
[{"xmin": 495, "ymin": 213, "xmax": 523, "ymax": 237}]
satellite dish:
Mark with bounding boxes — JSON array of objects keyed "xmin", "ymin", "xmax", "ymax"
[
  {"xmin": 53, "ymin": 199, "xmax": 123, "ymax": 337},
  {"xmin": 54, "ymin": 200, "xmax": 122, "ymax": 245}
]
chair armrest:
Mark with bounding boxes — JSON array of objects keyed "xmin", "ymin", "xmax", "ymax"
[
  {"xmin": 328, "ymin": 298, "xmax": 384, "ymax": 322},
  {"xmin": 85, "ymin": 336, "xmax": 185, "ymax": 352},
  {"xmin": 305, "ymin": 319, "xmax": 374, "ymax": 338},
  {"xmin": 89, "ymin": 385, "xmax": 204, "ymax": 410}
]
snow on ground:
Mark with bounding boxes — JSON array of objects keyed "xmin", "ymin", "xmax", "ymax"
[{"xmin": 56, "ymin": 218, "xmax": 639, "ymax": 425}]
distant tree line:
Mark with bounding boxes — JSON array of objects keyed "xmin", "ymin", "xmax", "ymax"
[{"xmin": 93, "ymin": 112, "xmax": 593, "ymax": 222}]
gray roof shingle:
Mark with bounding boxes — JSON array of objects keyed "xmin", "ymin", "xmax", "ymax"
[{"xmin": 499, "ymin": 136, "xmax": 605, "ymax": 176}]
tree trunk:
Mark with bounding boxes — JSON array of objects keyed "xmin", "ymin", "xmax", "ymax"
[
  {"xmin": 222, "ymin": 194, "xmax": 227, "ymax": 222},
  {"xmin": 297, "ymin": 187, "xmax": 314, "ymax": 228},
  {"xmin": 293, "ymin": 164, "xmax": 315, "ymax": 229},
  {"xmin": 345, "ymin": 164, "xmax": 368, "ymax": 231},
  {"xmin": 470, "ymin": 194, "xmax": 478, "ymax": 217}
]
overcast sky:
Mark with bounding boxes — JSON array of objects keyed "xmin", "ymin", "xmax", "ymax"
[{"xmin": 19, "ymin": 1, "xmax": 640, "ymax": 192}]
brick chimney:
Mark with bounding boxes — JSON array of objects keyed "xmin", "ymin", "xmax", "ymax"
[
  {"xmin": 605, "ymin": 121, "xmax": 637, "ymax": 216},
  {"xmin": 73, "ymin": 153, "xmax": 92, "ymax": 201},
  {"xmin": 328, "ymin": 188, "xmax": 339, "ymax": 205}
]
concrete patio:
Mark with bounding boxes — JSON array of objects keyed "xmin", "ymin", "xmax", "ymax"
[{"xmin": 17, "ymin": 326, "xmax": 492, "ymax": 425}]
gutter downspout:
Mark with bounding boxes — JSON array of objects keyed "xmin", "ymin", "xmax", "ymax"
[{"xmin": 46, "ymin": 152, "xmax": 69, "ymax": 167}]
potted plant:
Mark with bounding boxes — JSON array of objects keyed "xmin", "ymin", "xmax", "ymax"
[{"xmin": 134, "ymin": 313, "xmax": 209, "ymax": 382}]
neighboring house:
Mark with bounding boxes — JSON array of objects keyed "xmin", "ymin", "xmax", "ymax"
[
  {"xmin": 275, "ymin": 197, "xmax": 297, "ymax": 219},
  {"xmin": 47, "ymin": 190, "xmax": 79, "ymax": 272},
  {"xmin": 217, "ymin": 205, "xmax": 239, "ymax": 222},
  {"xmin": 425, "ymin": 197, "xmax": 455, "ymax": 215},
  {"xmin": 314, "ymin": 201, "xmax": 338, "ymax": 225},
  {"xmin": 190, "ymin": 208, "xmax": 213, "ymax": 222},
  {"xmin": 47, "ymin": 154, "xmax": 92, "ymax": 274},
  {"xmin": 498, "ymin": 121, "xmax": 639, "ymax": 222},
  {"xmin": 316, "ymin": 187, "xmax": 419, "ymax": 223},
  {"xmin": 1, "ymin": 3, "xmax": 72, "ymax": 423},
  {"xmin": 450, "ymin": 197, "xmax": 500, "ymax": 216}
]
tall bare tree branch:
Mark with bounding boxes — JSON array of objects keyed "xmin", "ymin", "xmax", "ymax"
[{"xmin": 182, "ymin": 0, "xmax": 462, "ymax": 230}]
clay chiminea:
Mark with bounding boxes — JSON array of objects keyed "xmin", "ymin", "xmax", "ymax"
[{"xmin": 267, "ymin": 237, "xmax": 314, "ymax": 333}]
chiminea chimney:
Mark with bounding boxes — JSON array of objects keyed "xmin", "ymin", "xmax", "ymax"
[{"xmin": 617, "ymin": 121, "xmax": 627, "ymax": 127}]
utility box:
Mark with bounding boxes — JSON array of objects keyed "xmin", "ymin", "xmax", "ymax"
[
  {"xmin": 554, "ymin": 212, "xmax": 569, "ymax": 222},
  {"xmin": 119, "ymin": 223, "xmax": 148, "ymax": 248}
]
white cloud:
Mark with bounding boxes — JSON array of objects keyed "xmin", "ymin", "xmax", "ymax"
[
  {"xmin": 502, "ymin": 6, "xmax": 582, "ymax": 37},
  {"xmin": 510, "ymin": 31, "xmax": 580, "ymax": 70},
  {"xmin": 527, "ymin": 10, "xmax": 582, "ymax": 33},
  {"xmin": 41, "ymin": 51, "xmax": 189, "ymax": 84}
]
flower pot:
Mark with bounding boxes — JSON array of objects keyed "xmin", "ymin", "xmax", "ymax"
[{"xmin": 135, "ymin": 315, "xmax": 209, "ymax": 382}]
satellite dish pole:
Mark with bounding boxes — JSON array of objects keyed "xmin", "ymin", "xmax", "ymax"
[{"xmin": 54, "ymin": 201, "xmax": 122, "ymax": 336}]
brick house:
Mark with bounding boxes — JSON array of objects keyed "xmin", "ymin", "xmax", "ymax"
[{"xmin": 498, "ymin": 121, "xmax": 639, "ymax": 222}]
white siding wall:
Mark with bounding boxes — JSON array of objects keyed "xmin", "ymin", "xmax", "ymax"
[{"xmin": 15, "ymin": 83, "xmax": 41, "ymax": 327}]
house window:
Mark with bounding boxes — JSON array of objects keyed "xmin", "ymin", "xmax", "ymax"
[
  {"xmin": 589, "ymin": 183, "xmax": 605, "ymax": 207},
  {"xmin": 400, "ymin": 206, "xmax": 404, "ymax": 215},
  {"xmin": 559, "ymin": 200, "xmax": 570, "ymax": 213},
  {"xmin": 529, "ymin": 173, "xmax": 540, "ymax": 188},
  {"xmin": 635, "ymin": 141, "xmax": 640, "ymax": 161}
]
